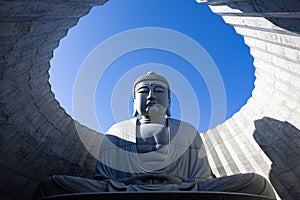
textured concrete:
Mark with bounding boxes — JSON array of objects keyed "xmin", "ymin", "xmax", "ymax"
[
  {"xmin": 199, "ymin": 1, "xmax": 300, "ymax": 200},
  {"xmin": 0, "ymin": 1, "xmax": 107, "ymax": 199},
  {"xmin": 0, "ymin": 0, "xmax": 299, "ymax": 199}
]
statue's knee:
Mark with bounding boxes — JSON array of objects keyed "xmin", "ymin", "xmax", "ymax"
[
  {"xmin": 42, "ymin": 176, "xmax": 55, "ymax": 184},
  {"xmin": 248, "ymin": 173, "xmax": 276, "ymax": 199},
  {"xmin": 33, "ymin": 176, "xmax": 53, "ymax": 199},
  {"xmin": 33, "ymin": 175, "xmax": 70, "ymax": 199},
  {"xmin": 250, "ymin": 173, "xmax": 265, "ymax": 185},
  {"xmin": 40, "ymin": 175, "xmax": 62, "ymax": 189},
  {"xmin": 249, "ymin": 173, "xmax": 270, "ymax": 188}
]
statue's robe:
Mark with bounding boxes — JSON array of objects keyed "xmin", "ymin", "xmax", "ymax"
[
  {"xmin": 94, "ymin": 118, "xmax": 213, "ymax": 191},
  {"xmin": 33, "ymin": 118, "xmax": 276, "ymax": 199}
]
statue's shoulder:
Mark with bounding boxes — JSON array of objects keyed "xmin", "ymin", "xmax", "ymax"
[
  {"xmin": 168, "ymin": 118, "xmax": 203, "ymax": 147},
  {"xmin": 108, "ymin": 118, "xmax": 135, "ymax": 128},
  {"xmin": 106, "ymin": 118, "xmax": 136, "ymax": 141},
  {"xmin": 168, "ymin": 118, "xmax": 198, "ymax": 132}
]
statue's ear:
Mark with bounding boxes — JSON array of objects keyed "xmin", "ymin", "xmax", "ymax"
[
  {"xmin": 133, "ymin": 99, "xmax": 138, "ymax": 117},
  {"xmin": 166, "ymin": 99, "xmax": 171, "ymax": 117},
  {"xmin": 133, "ymin": 109, "xmax": 138, "ymax": 117}
]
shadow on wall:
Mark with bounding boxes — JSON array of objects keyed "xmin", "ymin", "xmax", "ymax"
[
  {"xmin": 0, "ymin": 118, "xmax": 102, "ymax": 199},
  {"xmin": 253, "ymin": 117, "xmax": 300, "ymax": 200},
  {"xmin": 226, "ymin": 0, "xmax": 300, "ymax": 34}
]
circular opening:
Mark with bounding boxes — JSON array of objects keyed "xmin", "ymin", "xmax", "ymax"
[{"xmin": 49, "ymin": 0, "xmax": 255, "ymax": 133}]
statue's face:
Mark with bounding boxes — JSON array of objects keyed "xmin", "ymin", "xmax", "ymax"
[{"xmin": 134, "ymin": 80, "xmax": 169, "ymax": 117}]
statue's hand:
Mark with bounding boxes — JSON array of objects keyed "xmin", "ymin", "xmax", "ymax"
[{"xmin": 124, "ymin": 174, "xmax": 182, "ymax": 185}]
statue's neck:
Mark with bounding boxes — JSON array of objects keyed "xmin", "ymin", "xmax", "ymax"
[
  {"xmin": 139, "ymin": 116, "xmax": 166, "ymax": 124},
  {"xmin": 136, "ymin": 115, "xmax": 169, "ymax": 153}
]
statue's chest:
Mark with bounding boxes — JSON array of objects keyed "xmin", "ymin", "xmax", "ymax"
[{"xmin": 136, "ymin": 124, "xmax": 169, "ymax": 153}]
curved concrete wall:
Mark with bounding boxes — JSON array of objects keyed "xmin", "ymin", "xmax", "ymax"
[
  {"xmin": 199, "ymin": 1, "xmax": 300, "ymax": 199},
  {"xmin": 0, "ymin": 1, "xmax": 106, "ymax": 199},
  {"xmin": 0, "ymin": 0, "xmax": 299, "ymax": 199}
]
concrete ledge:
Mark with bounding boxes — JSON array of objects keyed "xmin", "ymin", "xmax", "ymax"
[{"xmin": 42, "ymin": 192, "xmax": 275, "ymax": 200}]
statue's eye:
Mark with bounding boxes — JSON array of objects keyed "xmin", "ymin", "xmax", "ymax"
[
  {"xmin": 137, "ymin": 87, "xmax": 149, "ymax": 93},
  {"xmin": 154, "ymin": 87, "xmax": 165, "ymax": 93}
]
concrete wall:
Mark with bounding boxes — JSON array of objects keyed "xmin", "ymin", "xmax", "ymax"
[
  {"xmin": 0, "ymin": 1, "xmax": 107, "ymax": 199},
  {"xmin": 199, "ymin": 1, "xmax": 300, "ymax": 199},
  {"xmin": 0, "ymin": 0, "xmax": 299, "ymax": 199}
]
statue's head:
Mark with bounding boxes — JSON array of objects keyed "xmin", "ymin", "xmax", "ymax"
[{"xmin": 133, "ymin": 72, "xmax": 171, "ymax": 117}]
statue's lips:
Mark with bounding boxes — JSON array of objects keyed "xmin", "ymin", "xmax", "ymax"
[
  {"xmin": 146, "ymin": 100, "xmax": 157, "ymax": 106},
  {"xmin": 147, "ymin": 102, "xmax": 156, "ymax": 106},
  {"xmin": 145, "ymin": 102, "xmax": 158, "ymax": 112}
]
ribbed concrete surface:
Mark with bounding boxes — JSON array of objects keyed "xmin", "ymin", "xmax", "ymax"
[
  {"xmin": 0, "ymin": 0, "xmax": 299, "ymax": 199},
  {"xmin": 199, "ymin": 1, "xmax": 300, "ymax": 200},
  {"xmin": 0, "ymin": 1, "xmax": 107, "ymax": 199}
]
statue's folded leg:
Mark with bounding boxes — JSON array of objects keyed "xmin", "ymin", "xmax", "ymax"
[
  {"xmin": 197, "ymin": 173, "xmax": 276, "ymax": 199},
  {"xmin": 33, "ymin": 175, "xmax": 108, "ymax": 199}
]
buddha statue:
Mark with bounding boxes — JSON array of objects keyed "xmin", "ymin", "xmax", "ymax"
[{"xmin": 34, "ymin": 72, "xmax": 276, "ymax": 199}]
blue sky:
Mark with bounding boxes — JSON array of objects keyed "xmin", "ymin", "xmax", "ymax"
[{"xmin": 49, "ymin": 0, "xmax": 255, "ymax": 133}]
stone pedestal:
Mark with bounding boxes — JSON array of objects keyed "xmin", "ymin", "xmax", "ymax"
[{"xmin": 43, "ymin": 192, "xmax": 275, "ymax": 200}]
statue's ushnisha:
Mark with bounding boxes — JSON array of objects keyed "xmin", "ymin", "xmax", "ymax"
[{"xmin": 34, "ymin": 72, "xmax": 276, "ymax": 199}]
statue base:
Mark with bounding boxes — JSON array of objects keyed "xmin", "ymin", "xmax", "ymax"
[{"xmin": 42, "ymin": 191, "xmax": 275, "ymax": 200}]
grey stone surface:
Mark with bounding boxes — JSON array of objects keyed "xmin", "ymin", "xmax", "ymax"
[
  {"xmin": 41, "ymin": 192, "xmax": 276, "ymax": 200},
  {"xmin": 0, "ymin": 1, "xmax": 108, "ymax": 199},
  {"xmin": 0, "ymin": 0, "xmax": 299, "ymax": 199},
  {"xmin": 201, "ymin": 1, "xmax": 300, "ymax": 200}
]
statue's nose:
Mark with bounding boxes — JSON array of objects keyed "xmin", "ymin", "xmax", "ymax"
[{"xmin": 147, "ymin": 90, "xmax": 156, "ymax": 100}]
